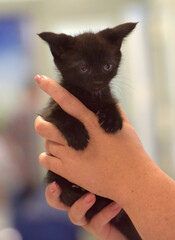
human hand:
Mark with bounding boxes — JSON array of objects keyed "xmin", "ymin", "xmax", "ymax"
[
  {"xmin": 46, "ymin": 182, "xmax": 127, "ymax": 240},
  {"xmin": 35, "ymin": 75, "xmax": 175, "ymax": 240},
  {"xmin": 35, "ymin": 75, "xmax": 149, "ymax": 206}
]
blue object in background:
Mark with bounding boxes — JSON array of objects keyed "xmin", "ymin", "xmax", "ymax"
[
  {"xmin": 13, "ymin": 186, "xmax": 79, "ymax": 240},
  {"xmin": 0, "ymin": 16, "xmax": 80, "ymax": 240},
  {"xmin": 0, "ymin": 16, "xmax": 21, "ymax": 52}
]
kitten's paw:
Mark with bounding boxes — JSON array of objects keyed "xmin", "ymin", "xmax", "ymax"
[
  {"xmin": 98, "ymin": 113, "xmax": 123, "ymax": 133},
  {"xmin": 46, "ymin": 171, "xmax": 87, "ymax": 207},
  {"xmin": 66, "ymin": 128, "xmax": 89, "ymax": 150},
  {"xmin": 64, "ymin": 120, "xmax": 90, "ymax": 150},
  {"xmin": 60, "ymin": 185, "xmax": 87, "ymax": 206}
]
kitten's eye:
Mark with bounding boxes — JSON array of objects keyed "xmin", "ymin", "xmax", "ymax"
[
  {"xmin": 104, "ymin": 64, "xmax": 113, "ymax": 71},
  {"xmin": 80, "ymin": 67, "xmax": 89, "ymax": 73}
]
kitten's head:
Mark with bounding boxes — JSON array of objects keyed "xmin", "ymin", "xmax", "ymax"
[{"xmin": 39, "ymin": 22, "xmax": 137, "ymax": 93}]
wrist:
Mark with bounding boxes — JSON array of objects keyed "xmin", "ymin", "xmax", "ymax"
[
  {"xmin": 112, "ymin": 153, "xmax": 158, "ymax": 208},
  {"xmin": 113, "ymin": 154, "xmax": 175, "ymax": 240}
]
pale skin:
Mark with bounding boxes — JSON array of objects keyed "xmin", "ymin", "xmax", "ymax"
[
  {"xmin": 46, "ymin": 182, "xmax": 127, "ymax": 240},
  {"xmin": 35, "ymin": 75, "xmax": 175, "ymax": 240}
]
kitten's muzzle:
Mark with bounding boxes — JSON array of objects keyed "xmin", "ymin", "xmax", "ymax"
[{"xmin": 93, "ymin": 81, "xmax": 105, "ymax": 90}]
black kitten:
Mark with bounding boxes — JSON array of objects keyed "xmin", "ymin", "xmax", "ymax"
[{"xmin": 39, "ymin": 22, "xmax": 141, "ymax": 240}]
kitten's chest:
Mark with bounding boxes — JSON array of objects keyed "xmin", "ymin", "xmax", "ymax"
[{"xmin": 62, "ymin": 84, "xmax": 107, "ymax": 113}]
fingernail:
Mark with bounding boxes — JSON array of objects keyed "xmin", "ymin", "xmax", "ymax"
[
  {"xmin": 83, "ymin": 193, "xmax": 95, "ymax": 204},
  {"xmin": 34, "ymin": 75, "xmax": 43, "ymax": 84},
  {"xmin": 49, "ymin": 182, "xmax": 57, "ymax": 194},
  {"xmin": 110, "ymin": 202, "xmax": 120, "ymax": 211},
  {"xmin": 35, "ymin": 75, "xmax": 47, "ymax": 84}
]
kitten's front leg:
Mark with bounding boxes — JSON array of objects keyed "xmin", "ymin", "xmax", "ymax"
[
  {"xmin": 59, "ymin": 114, "xmax": 90, "ymax": 150},
  {"xmin": 97, "ymin": 103, "xmax": 123, "ymax": 133},
  {"xmin": 43, "ymin": 104, "xmax": 89, "ymax": 150}
]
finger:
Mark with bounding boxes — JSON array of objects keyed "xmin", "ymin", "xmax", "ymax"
[
  {"xmin": 45, "ymin": 182, "xmax": 69, "ymax": 210},
  {"xmin": 34, "ymin": 75, "xmax": 97, "ymax": 127},
  {"xmin": 35, "ymin": 116, "xmax": 66, "ymax": 144},
  {"xmin": 68, "ymin": 193, "xmax": 96, "ymax": 226},
  {"xmin": 39, "ymin": 152, "xmax": 63, "ymax": 174},
  {"xmin": 88, "ymin": 202, "xmax": 121, "ymax": 234},
  {"xmin": 44, "ymin": 140, "xmax": 68, "ymax": 158},
  {"xmin": 39, "ymin": 152, "xmax": 79, "ymax": 186}
]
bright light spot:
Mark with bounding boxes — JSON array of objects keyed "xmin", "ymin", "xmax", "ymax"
[{"xmin": 0, "ymin": 228, "xmax": 23, "ymax": 240}]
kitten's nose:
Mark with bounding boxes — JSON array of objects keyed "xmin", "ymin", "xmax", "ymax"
[
  {"xmin": 94, "ymin": 80, "xmax": 103, "ymax": 85},
  {"xmin": 93, "ymin": 80, "xmax": 104, "ymax": 90}
]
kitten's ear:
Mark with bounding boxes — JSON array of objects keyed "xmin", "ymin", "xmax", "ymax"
[
  {"xmin": 99, "ymin": 22, "xmax": 138, "ymax": 49},
  {"xmin": 38, "ymin": 32, "xmax": 74, "ymax": 58}
]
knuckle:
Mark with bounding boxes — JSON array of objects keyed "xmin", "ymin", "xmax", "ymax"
[
  {"xmin": 45, "ymin": 189, "xmax": 53, "ymax": 207},
  {"xmin": 34, "ymin": 117, "xmax": 44, "ymax": 134},
  {"xmin": 34, "ymin": 117, "xmax": 40, "ymax": 132},
  {"xmin": 38, "ymin": 153, "xmax": 50, "ymax": 169},
  {"xmin": 68, "ymin": 212, "xmax": 78, "ymax": 225},
  {"xmin": 68, "ymin": 212, "xmax": 85, "ymax": 226},
  {"xmin": 38, "ymin": 153, "xmax": 44, "ymax": 164},
  {"xmin": 58, "ymin": 94, "xmax": 68, "ymax": 107},
  {"xmin": 68, "ymin": 210, "xmax": 87, "ymax": 226}
]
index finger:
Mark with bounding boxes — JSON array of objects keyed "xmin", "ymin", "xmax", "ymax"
[{"xmin": 34, "ymin": 75, "xmax": 96, "ymax": 125}]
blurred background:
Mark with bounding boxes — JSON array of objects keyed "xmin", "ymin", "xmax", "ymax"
[{"xmin": 0, "ymin": 0, "xmax": 175, "ymax": 239}]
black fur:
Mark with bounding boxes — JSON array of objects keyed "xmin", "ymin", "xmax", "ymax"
[{"xmin": 39, "ymin": 22, "xmax": 141, "ymax": 240}]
